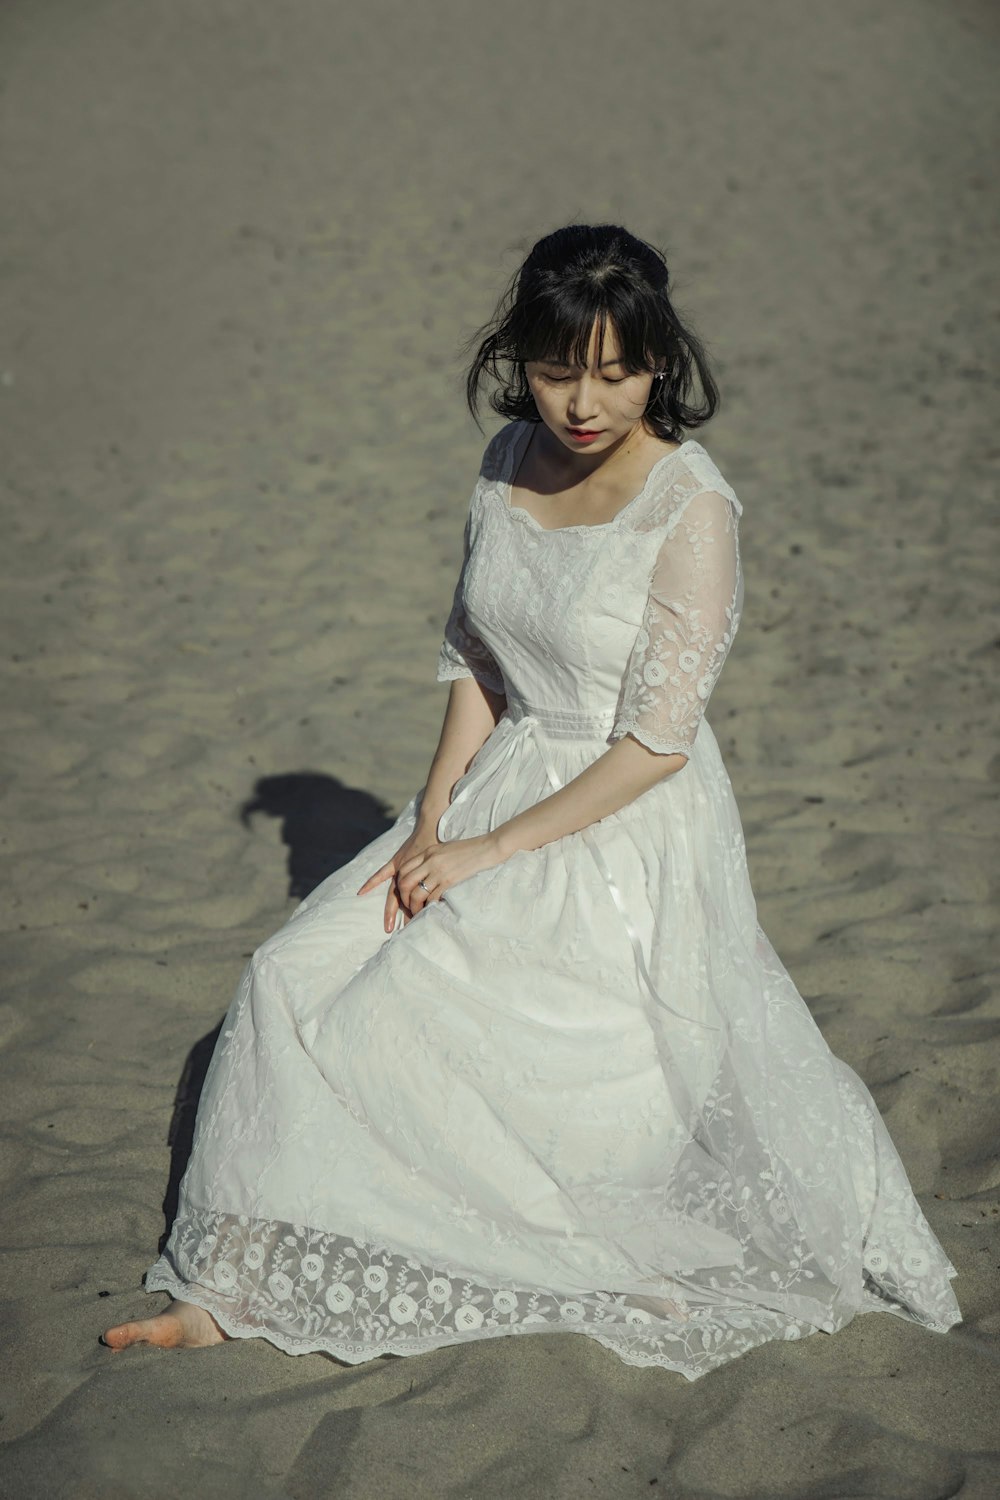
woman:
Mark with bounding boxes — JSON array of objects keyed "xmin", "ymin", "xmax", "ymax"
[{"xmin": 103, "ymin": 224, "xmax": 961, "ymax": 1380}]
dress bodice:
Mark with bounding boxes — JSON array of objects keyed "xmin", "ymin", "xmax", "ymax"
[{"xmin": 437, "ymin": 420, "xmax": 745, "ymax": 759}]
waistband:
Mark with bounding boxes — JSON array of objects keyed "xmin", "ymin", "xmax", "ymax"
[{"xmin": 505, "ymin": 692, "xmax": 618, "ymax": 740}]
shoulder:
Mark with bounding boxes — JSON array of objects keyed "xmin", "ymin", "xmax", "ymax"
[
  {"xmin": 462, "ymin": 420, "xmax": 524, "ymax": 538},
  {"xmin": 634, "ymin": 439, "xmax": 743, "ymax": 536},
  {"xmin": 479, "ymin": 419, "xmax": 527, "ymax": 484},
  {"xmin": 678, "ymin": 441, "xmax": 743, "ymax": 517}
]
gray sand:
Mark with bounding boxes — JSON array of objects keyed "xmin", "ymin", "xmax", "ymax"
[{"xmin": 1, "ymin": 1, "xmax": 998, "ymax": 1495}]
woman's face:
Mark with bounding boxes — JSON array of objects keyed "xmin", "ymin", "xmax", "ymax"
[{"xmin": 523, "ymin": 318, "xmax": 659, "ymax": 458}]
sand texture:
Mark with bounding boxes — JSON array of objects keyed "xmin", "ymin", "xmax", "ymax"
[{"xmin": 1, "ymin": 0, "xmax": 998, "ymax": 1495}]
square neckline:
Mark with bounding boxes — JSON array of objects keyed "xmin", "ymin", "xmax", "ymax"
[{"xmin": 502, "ymin": 419, "xmax": 696, "ymax": 535}]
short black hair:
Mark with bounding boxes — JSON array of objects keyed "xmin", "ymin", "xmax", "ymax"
[{"xmin": 463, "ymin": 223, "xmax": 720, "ymax": 443}]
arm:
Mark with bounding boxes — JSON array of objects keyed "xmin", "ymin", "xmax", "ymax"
[
  {"xmin": 422, "ymin": 494, "xmax": 508, "ymax": 826},
  {"xmin": 492, "ymin": 735, "xmax": 686, "ymax": 859},
  {"xmin": 422, "ymin": 495, "xmax": 508, "ymax": 825},
  {"xmin": 357, "ymin": 492, "xmax": 507, "ymax": 925},
  {"xmin": 417, "ymin": 675, "xmax": 507, "ymax": 834},
  {"xmin": 435, "ymin": 508, "xmax": 507, "ymax": 698},
  {"xmin": 492, "ymin": 486, "xmax": 743, "ymax": 858}
]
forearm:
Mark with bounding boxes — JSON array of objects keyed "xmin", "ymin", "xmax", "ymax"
[
  {"xmin": 419, "ymin": 675, "xmax": 506, "ymax": 826},
  {"xmin": 492, "ymin": 734, "xmax": 686, "ymax": 858}
]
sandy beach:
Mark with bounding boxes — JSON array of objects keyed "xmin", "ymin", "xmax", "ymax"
[{"xmin": 1, "ymin": 0, "xmax": 998, "ymax": 1494}]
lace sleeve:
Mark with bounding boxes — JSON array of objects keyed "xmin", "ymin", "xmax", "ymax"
[
  {"xmin": 612, "ymin": 488, "xmax": 743, "ymax": 760},
  {"xmin": 435, "ymin": 507, "xmax": 506, "ymax": 695}
]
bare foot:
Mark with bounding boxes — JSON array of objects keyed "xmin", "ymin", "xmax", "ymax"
[{"xmin": 101, "ymin": 1297, "xmax": 232, "ymax": 1351}]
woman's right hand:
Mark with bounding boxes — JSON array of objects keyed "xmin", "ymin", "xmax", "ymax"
[{"xmin": 356, "ymin": 818, "xmax": 443, "ymax": 933}]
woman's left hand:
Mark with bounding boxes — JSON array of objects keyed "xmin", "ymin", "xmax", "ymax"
[{"xmin": 396, "ymin": 831, "xmax": 506, "ymax": 922}]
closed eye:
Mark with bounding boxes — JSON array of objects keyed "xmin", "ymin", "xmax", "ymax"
[{"xmin": 539, "ymin": 372, "xmax": 628, "ymax": 385}]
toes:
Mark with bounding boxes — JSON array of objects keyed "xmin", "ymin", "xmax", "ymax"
[
  {"xmin": 100, "ymin": 1321, "xmax": 140, "ymax": 1350},
  {"xmin": 100, "ymin": 1305, "xmax": 231, "ymax": 1352},
  {"xmin": 100, "ymin": 1314, "xmax": 180, "ymax": 1350}
]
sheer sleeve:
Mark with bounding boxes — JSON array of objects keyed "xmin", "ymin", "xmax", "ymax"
[
  {"xmin": 435, "ymin": 507, "xmax": 506, "ymax": 696},
  {"xmin": 612, "ymin": 488, "xmax": 743, "ymax": 761}
]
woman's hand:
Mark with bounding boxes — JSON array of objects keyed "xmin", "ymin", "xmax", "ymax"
[
  {"xmin": 356, "ymin": 820, "xmax": 442, "ymax": 934},
  {"xmin": 395, "ymin": 831, "xmax": 507, "ymax": 921},
  {"xmin": 357, "ymin": 823, "xmax": 507, "ymax": 930}
]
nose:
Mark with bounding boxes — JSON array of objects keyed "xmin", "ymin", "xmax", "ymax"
[{"xmin": 567, "ymin": 372, "xmax": 599, "ymax": 423}]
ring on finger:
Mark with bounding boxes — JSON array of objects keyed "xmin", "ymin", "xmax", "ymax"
[{"xmin": 418, "ymin": 878, "xmax": 431, "ymax": 893}]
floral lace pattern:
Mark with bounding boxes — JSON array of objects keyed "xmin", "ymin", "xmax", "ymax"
[
  {"xmin": 148, "ymin": 1205, "xmax": 824, "ymax": 1380},
  {"xmin": 612, "ymin": 485, "xmax": 743, "ymax": 758},
  {"xmin": 144, "ymin": 420, "xmax": 961, "ymax": 1379}
]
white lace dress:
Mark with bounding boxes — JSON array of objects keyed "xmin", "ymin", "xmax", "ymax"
[{"xmin": 145, "ymin": 419, "xmax": 962, "ymax": 1379}]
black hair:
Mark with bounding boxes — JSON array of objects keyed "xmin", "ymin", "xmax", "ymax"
[{"xmin": 463, "ymin": 223, "xmax": 720, "ymax": 443}]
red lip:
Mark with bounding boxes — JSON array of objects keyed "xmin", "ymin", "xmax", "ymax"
[{"xmin": 568, "ymin": 428, "xmax": 601, "ymax": 436}]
